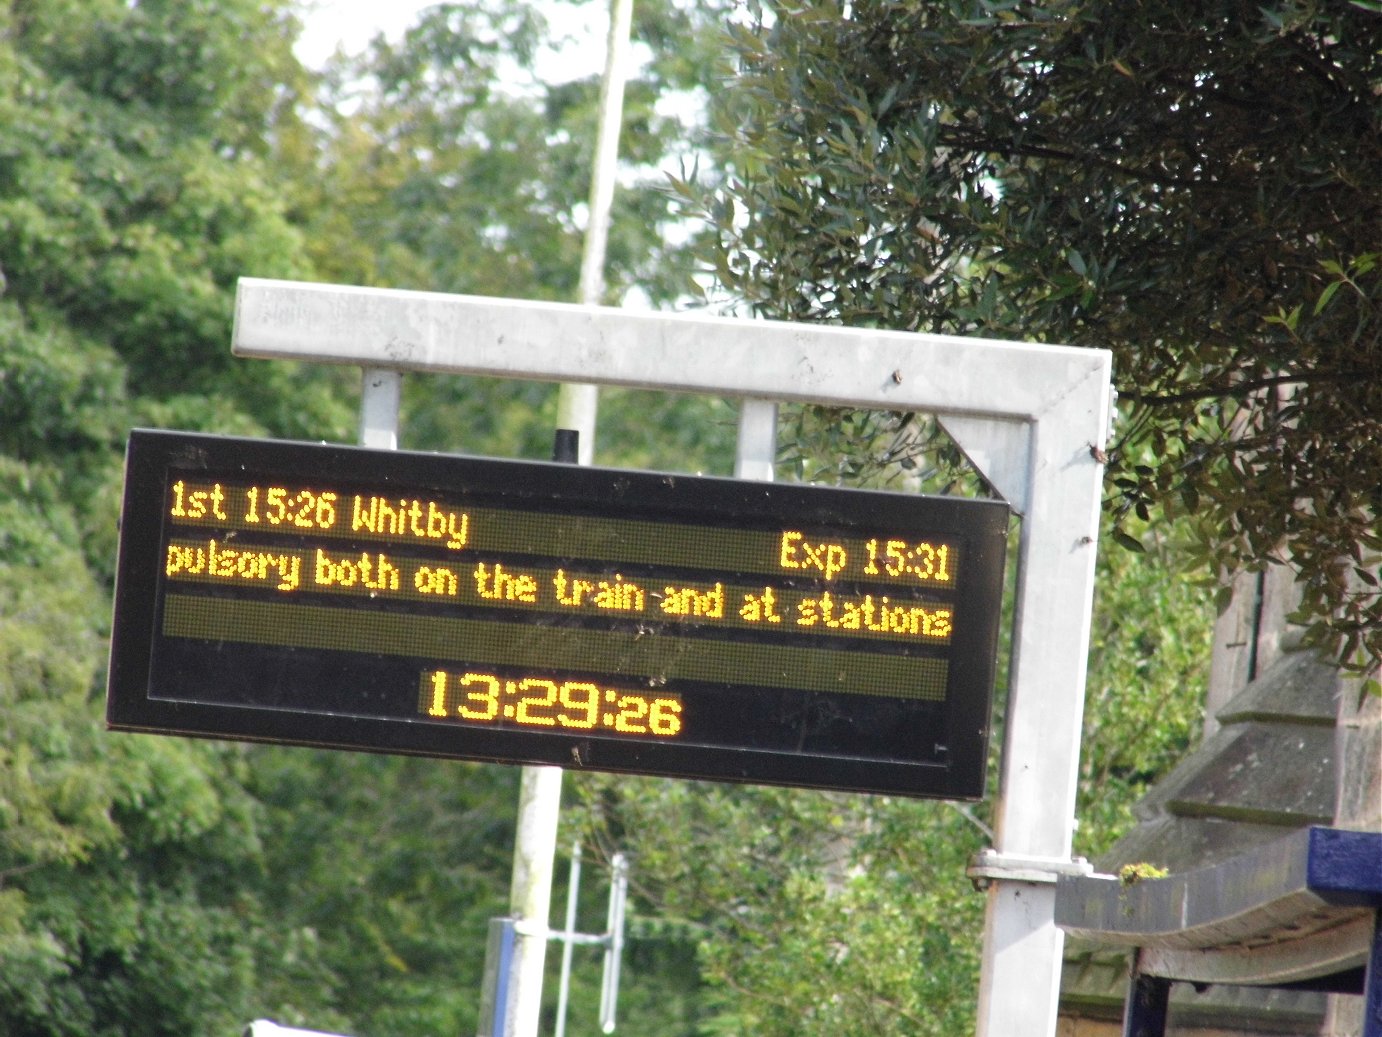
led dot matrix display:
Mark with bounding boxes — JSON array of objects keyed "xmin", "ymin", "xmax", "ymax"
[{"xmin": 107, "ymin": 429, "xmax": 1009, "ymax": 798}]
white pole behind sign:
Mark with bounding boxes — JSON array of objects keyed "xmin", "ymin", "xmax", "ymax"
[{"xmin": 505, "ymin": 0, "xmax": 635, "ymax": 1029}]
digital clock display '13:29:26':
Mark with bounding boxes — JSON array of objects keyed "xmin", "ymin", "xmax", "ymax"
[
  {"xmin": 107, "ymin": 429, "xmax": 1010, "ymax": 799},
  {"xmin": 422, "ymin": 670, "xmax": 683, "ymax": 738}
]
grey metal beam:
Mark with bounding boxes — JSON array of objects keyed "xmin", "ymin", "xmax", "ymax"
[{"xmin": 233, "ymin": 279, "xmax": 1103, "ymax": 424}]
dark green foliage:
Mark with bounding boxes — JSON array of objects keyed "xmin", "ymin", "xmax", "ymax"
[
  {"xmin": 1078, "ymin": 518, "xmax": 1212, "ymax": 857},
  {"xmin": 0, "ymin": 1, "xmax": 351, "ymax": 444},
  {"xmin": 243, "ymin": 749, "xmax": 519, "ymax": 1034},
  {"xmin": 0, "ymin": 476, "xmax": 273, "ymax": 1035},
  {"xmin": 572, "ymin": 776, "xmax": 990, "ymax": 1035},
  {"xmin": 0, "ymin": 3, "xmax": 352, "ymax": 1033},
  {"xmin": 0, "ymin": 0, "xmax": 736, "ymax": 1032},
  {"xmin": 685, "ymin": 0, "xmax": 1382, "ymax": 669}
]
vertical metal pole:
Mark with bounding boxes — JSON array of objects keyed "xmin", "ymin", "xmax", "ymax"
[
  {"xmin": 505, "ymin": 766, "xmax": 563, "ymax": 1037},
  {"xmin": 503, "ymin": 2, "xmax": 634, "ymax": 1027},
  {"xmin": 561, "ymin": 0, "xmax": 635, "ymax": 466},
  {"xmin": 734, "ymin": 399, "xmax": 777, "ymax": 482},
  {"xmin": 974, "ymin": 399, "xmax": 1110, "ymax": 1036},
  {"xmin": 553, "ymin": 845, "xmax": 583, "ymax": 1037},
  {"xmin": 599, "ymin": 854, "xmax": 628, "ymax": 1034},
  {"xmin": 504, "ymin": 429, "xmax": 583, "ymax": 1037},
  {"xmin": 1121, "ymin": 972, "xmax": 1171, "ymax": 1037},
  {"xmin": 1363, "ymin": 909, "xmax": 1382, "ymax": 1037},
  {"xmin": 578, "ymin": 0, "xmax": 634, "ymax": 309},
  {"xmin": 359, "ymin": 368, "xmax": 401, "ymax": 449}
]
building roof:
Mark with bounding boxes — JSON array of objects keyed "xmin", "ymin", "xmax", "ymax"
[{"xmin": 1058, "ymin": 567, "xmax": 1381, "ymax": 1032}]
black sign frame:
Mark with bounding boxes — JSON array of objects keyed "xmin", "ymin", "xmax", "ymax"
[{"xmin": 107, "ymin": 429, "xmax": 1009, "ymax": 798}]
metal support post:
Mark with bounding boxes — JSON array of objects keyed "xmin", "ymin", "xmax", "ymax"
[
  {"xmin": 504, "ymin": 428, "xmax": 585, "ymax": 1037},
  {"xmin": 734, "ymin": 399, "xmax": 776, "ymax": 482},
  {"xmin": 359, "ymin": 368, "xmax": 401, "ymax": 449},
  {"xmin": 505, "ymin": 766, "xmax": 563, "ymax": 1037},
  {"xmin": 477, "ymin": 918, "xmax": 520, "ymax": 1037},
  {"xmin": 599, "ymin": 854, "xmax": 628, "ymax": 1033},
  {"xmin": 233, "ymin": 276, "xmax": 1113, "ymax": 1037},
  {"xmin": 963, "ymin": 396, "xmax": 1111, "ymax": 1037},
  {"xmin": 1121, "ymin": 972, "xmax": 1171, "ymax": 1037},
  {"xmin": 1365, "ymin": 909, "xmax": 1382, "ymax": 1037},
  {"xmin": 559, "ymin": 0, "xmax": 634, "ymax": 467},
  {"xmin": 554, "ymin": 843, "xmax": 584, "ymax": 1037},
  {"xmin": 502, "ymin": 0, "xmax": 634, "ymax": 1007},
  {"xmin": 552, "ymin": 844, "xmax": 629, "ymax": 1037}
]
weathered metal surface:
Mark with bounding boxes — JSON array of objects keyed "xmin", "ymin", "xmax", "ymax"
[
  {"xmin": 233, "ymin": 278, "xmax": 1107, "ymax": 424},
  {"xmin": 1137, "ymin": 911, "xmax": 1374, "ymax": 988},
  {"xmin": 1056, "ymin": 827, "xmax": 1382, "ymax": 987}
]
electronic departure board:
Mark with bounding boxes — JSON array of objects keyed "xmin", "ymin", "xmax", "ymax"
[{"xmin": 107, "ymin": 429, "xmax": 1009, "ymax": 798}]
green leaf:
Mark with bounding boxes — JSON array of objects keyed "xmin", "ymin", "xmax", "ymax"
[
  {"xmin": 1111, "ymin": 527, "xmax": 1146, "ymax": 553},
  {"xmin": 1314, "ymin": 278, "xmax": 1343, "ymax": 314}
]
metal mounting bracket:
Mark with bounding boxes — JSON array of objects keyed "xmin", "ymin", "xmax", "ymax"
[{"xmin": 967, "ymin": 849, "xmax": 1095, "ymax": 891}]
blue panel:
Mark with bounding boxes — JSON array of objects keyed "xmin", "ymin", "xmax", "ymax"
[
  {"xmin": 1307, "ymin": 828, "xmax": 1382, "ymax": 905},
  {"xmin": 1121, "ymin": 974, "xmax": 1170, "ymax": 1037}
]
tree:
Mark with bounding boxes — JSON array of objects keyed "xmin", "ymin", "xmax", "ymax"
[
  {"xmin": 574, "ymin": 779, "xmax": 989, "ymax": 1036},
  {"xmin": 290, "ymin": 0, "xmax": 734, "ymax": 308},
  {"xmin": 285, "ymin": 0, "xmax": 746, "ymax": 469},
  {"xmin": 0, "ymin": 2, "xmax": 361, "ymax": 1032},
  {"xmin": 684, "ymin": 0, "xmax": 1382, "ymax": 670}
]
